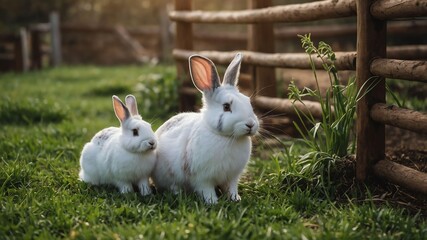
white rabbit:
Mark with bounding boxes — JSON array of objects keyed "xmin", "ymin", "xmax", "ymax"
[
  {"xmin": 79, "ymin": 95, "xmax": 157, "ymax": 196},
  {"xmin": 152, "ymin": 53, "xmax": 259, "ymax": 204}
]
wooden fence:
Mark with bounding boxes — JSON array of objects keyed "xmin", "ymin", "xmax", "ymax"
[
  {"xmin": 0, "ymin": 12, "xmax": 62, "ymax": 72},
  {"xmin": 170, "ymin": 0, "xmax": 427, "ymax": 193},
  {"xmin": 29, "ymin": 12, "xmax": 62, "ymax": 69},
  {"xmin": 0, "ymin": 29, "xmax": 28, "ymax": 72}
]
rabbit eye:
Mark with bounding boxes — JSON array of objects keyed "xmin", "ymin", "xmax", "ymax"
[
  {"xmin": 132, "ymin": 129, "xmax": 139, "ymax": 137},
  {"xmin": 223, "ymin": 103, "xmax": 231, "ymax": 112}
]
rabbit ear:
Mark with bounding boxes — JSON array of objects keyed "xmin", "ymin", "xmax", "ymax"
[
  {"xmin": 125, "ymin": 95, "xmax": 138, "ymax": 116},
  {"xmin": 223, "ymin": 53, "xmax": 242, "ymax": 86},
  {"xmin": 112, "ymin": 95, "xmax": 130, "ymax": 123},
  {"xmin": 189, "ymin": 55, "xmax": 221, "ymax": 93}
]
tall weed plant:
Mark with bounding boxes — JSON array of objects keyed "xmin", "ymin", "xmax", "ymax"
[{"xmin": 286, "ymin": 34, "xmax": 378, "ymax": 190}]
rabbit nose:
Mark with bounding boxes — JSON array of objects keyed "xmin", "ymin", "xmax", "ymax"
[
  {"xmin": 148, "ymin": 140, "xmax": 156, "ymax": 148},
  {"xmin": 245, "ymin": 123, "xmax": 254, "ymax": 129}
]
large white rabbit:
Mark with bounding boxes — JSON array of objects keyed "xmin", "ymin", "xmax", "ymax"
[
  {"xmin": 152, "ymin": 53, "xmax": 259, "ymax": 204},
  {"xmin": 79, "ymin": 95, "xmax": 157, "ymax": 196}
]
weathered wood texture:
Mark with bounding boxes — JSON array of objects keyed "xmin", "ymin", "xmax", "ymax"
[
  {"xmin": 30, "ymin": 30, "xmax": 42, "ymax": 69},
  {"xmin": 174, "ymin": 0, "xmax": 195, "ymax": 111},
  {"xmin": 371, "ymin": 0, "xmax": 427, "ymax": 20},
  {"xmin": 61, "ymin": 25, "xmax": 160, "ymax": 36},
  {"xmin": 254, "ymin": 96, "xmax": 325, "ymax": 119},
  {"xmin": 50, "ymin": 12, "xmax": 62, "ymax": 66},
  {"xmin": 0, "ymin": 34, "xmax": 24, "ymax": 71},
  {"xmin": 159, "ymin": 5, "xmax": 173, "ymax": 61},
  {"xmin": 248, "ymin": 0, "xmax": 276, "ymax": 97},
  {"xmin": 373, "ymin": 160, "xmax": 427, "ymax": 195},
  {"xmin": 275, "ymin": 20, "xmax": 427, "ymax": 39},
  {"xmin": 19, "ymin": 28, "xmax": 29, "ymax": 72},
  {"xmin": 173, "ymin": 47, "xmax": 427, "ymax": 71},
  {"xmin": 195, "ymin": 20, "xmax": 427, "ymax": 45},
  {"xmin": 371, "ymin": 59, "xmax": 427, "ymax": 83},
  {"xmin": 173, "ymin": 49, "xmax": 357, "ymax": 70},
  {"xmin": 14, "ymin": 37, "xmax": 23, "ymax": 71},
  {"xmin": 355, "ymin": 0, "xmax": 386, "ymax": 181},
  {"xmin": 170, "ymin": 0, "xmax": 356, "ymax": 23},
  {"xmin": 195, "ymin": 20, "xmax": 427, "ymax": 42},
  {"xmin": 387, "ymin": 45, "xmax": 427, "ymax": 60},
  {"xmin": 370, "ymin": 103, "xmax": 427, "ymax": 134}
]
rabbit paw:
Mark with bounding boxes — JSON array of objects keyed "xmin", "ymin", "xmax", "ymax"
[
  {"xmin": 139, "ymin": 185, "xmax": 152, "ymax": 196},
  {"xmin": 229, "ymin": 193, "xmax": 241, "ymax": 202},
  {"xmin": 196, "ymin": 186, "xmax": 218, "ymax": 204},
  {"xmin": 117, "ymin": 182, "xmax": 133, "ymax": 194},
  {"xmin": 138, "ymin": 179, "xmax": 152, "ymax": 196}
]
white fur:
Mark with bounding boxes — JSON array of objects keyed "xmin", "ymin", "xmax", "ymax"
[
  {"xmin": 79, "ymin": 95, "xmax": 157, "ymax": 196},
  {"xmin": 152, "ymin": 53, "xmax": 259, "ymax": 204}
]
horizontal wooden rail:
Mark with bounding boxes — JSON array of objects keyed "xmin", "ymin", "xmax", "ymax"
[
  {"xmin": 174, "ymin": 47, "xmax": 427, "ymax": 70},
  {"xmin": 387, "ymin": 45, "xmax": 427, "ymax": 60},
  {"xmin": 194, "ymin": 31, "xmax": 246, "ymax": 43},
  {"xmin": 0, "ymin": 34, "xmax": 20, "ymax": 42},
  {"xmin": 194, "ymin": 20, "xmax": 427, "ymax": 44},
  {"xmin": 373, "ymin": 159, "xmax": 427, "ymax": 195},
  {"xmin": 370, "ymin": 59, "xmax": 427, "ymax": 83},
  {"xmin": 61, "ymin": 25, "xmax": 160, "ymax": 36},
  {"xmin": 371, "ymin": 0, "xmax": 427, "ymax": 20},
  {"xmin": 275, "ymin": 20, "xmax": 427, "ymax": 39},
  {"xmin": 254, "ymin": 96, "xmax": 325, "ymax": 119},
  {"xmin": 29, "ymin": 23, "xmax": 51, "ymax": 32},
  {"xmin": 170, "ymin": 0, "xmax": 356, "ymax": 24},
  {"xmin": 370, "ymin": 103, "xmax": 427, "ymax": 134},
  {"xmin": 173, "ymin": 49, "xmax": 357, "ymax": 70}
]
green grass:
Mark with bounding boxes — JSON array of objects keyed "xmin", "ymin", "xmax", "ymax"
[{"xmin": 1, "ymin": 65, "xmax": 426, "ymax": 239}]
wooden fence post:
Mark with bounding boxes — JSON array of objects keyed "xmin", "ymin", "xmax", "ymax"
[
  {"xmin": 247, "ymin": 0, "xmax": 276, "ymax": 97},
  {"xmin": 159, "ymin": 3, "xmax": 173, "ymax": 62},
  {"xmin": 50, "ymin": 11, "xmax": 62, "ymax": 67},
  {"xmin": 175, "ymin": 0, "xmax": 195, "ymax": 111},
  {"xmin": 355, "ymin": 0, "xmax": 386, "ymax": 181},
  {"xmin": 30, "ymin": 29, "xmax": 42, "ymax": 69},
  {"xmin": 20, "ymin": 28, "xmax": 30, "ymax": 72},
  {"xmin": 13, "ymin": 35, "xmax": 23, "ymax": 71}
]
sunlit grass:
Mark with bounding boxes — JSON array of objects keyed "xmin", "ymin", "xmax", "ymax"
[{"xmin": 0, "ymin": 65, "xmax": 426, "ymax": 239}]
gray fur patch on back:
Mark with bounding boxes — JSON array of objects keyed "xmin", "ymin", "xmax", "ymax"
[
  {"xmin": 158, "ymin": 115, "xmax": 186, "ymax": 135},
  {"xmin": 94, "ymin": 128, "xmax": 116, "ymax": 147},
  {"xmin": 217, "ymin": 113, "xmax": 224, "ymax": 132}
]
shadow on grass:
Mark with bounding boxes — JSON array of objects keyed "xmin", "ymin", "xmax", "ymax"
[
  {"xmin": 0, "ymin": 98, "xmax": 67, "ymax": 125},
  {"xmin": 85, "ymin": 84, "xmax": 132, "ymax": 97}
]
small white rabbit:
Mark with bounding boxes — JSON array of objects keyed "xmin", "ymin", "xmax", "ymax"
[
  {"xmin": 152, "ymin": 53, "xmax": 259, "ymax": 204},
  {"xmin": 79, "ymin": 95, "xmax": 157, "ymax": 196}
]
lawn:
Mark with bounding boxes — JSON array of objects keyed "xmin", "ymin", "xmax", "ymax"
[{"xmin": 1, "ymin": 65, "xmax": 426, "ymax": 239}]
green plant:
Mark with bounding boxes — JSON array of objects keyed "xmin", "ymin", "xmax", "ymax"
[
  {"xmin": 386, "ymin": 80, "xmax": 427, "ymax": 111},
  {"xmin": 287, "ymin": 34, "xmax": 378, "ymax": 189},
  {"xmin": 135, "ymin": 70, "xmax": 178, "ymax": 119}
]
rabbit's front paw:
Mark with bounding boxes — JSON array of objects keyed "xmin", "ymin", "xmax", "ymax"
[
  {"xmin": 229, "ymin": 193, "xmax": 241, "ymax": 202},
  {"xmin": 140, "ymin": 185, "xmax": 152, "ymax": 196},
  {"xmin": 197, "ymin": 187, "xmax": 218, "ymax": 204},
  {"xmin": 117, "ymin": 182, "xmax": 133, "ymax": 194}
]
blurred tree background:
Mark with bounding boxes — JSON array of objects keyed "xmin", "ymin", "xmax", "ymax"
[
  {"xmin": 1, "ymin": 0, "xmax": 422, "ymax": 67},
  {"xmin": 0, "ymin": 0, "xmax": 76, "ymax": 32},
  {"xmin": 0, "ymin": 0, "xmax": 253, "ymax": 32},
  {"xmin": 0, "ymin": 0, "xmax": 173, "ymax": 31}
]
